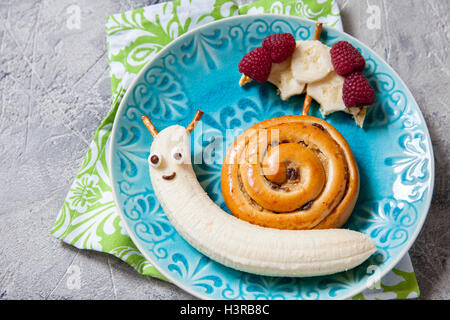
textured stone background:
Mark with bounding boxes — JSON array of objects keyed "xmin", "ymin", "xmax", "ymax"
[{"xmin": 0, "ymin": 0, "xmax": 448, "ymax": 300}]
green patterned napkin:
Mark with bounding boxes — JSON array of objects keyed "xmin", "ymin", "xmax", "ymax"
[{"xmin": 52, "ymin": 0, "xmax": 420, "ymax": 299}]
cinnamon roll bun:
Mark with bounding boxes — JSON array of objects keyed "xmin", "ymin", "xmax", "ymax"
[{"xmin": 221, "ymin": 115, "xmax": 359, "ymax": 230}]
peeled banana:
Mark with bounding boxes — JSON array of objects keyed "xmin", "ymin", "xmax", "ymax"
[{"xmin": 147, "ymin": 123, "xmax": 376, "ymax": 277}]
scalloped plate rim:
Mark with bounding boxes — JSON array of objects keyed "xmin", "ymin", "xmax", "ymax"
[{"xmin": 109, "ymin": 14, "xmax": 435, "ymax": 300}]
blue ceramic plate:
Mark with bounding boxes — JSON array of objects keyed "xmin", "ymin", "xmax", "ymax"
[{"xmin": 110, "ymin": 15, "xmax": 434, "ymax": 300}]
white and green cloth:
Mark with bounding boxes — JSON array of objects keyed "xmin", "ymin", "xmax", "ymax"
[{"xmin": 51, "ymin": 0, "xmax": 420, "ymax": 299}]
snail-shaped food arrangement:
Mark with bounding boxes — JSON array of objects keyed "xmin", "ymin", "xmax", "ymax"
[
  {"xmin": 140, "ymin": 23, "xmax": 376, "ymax": 277},
  {"xmin": 141, "ymin": 111, "xmax": 375, "ymax": 277}
]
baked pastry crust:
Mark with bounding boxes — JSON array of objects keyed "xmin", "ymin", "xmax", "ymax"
[{"xmin": 221, "ymin": 115, "xmax": 360, "ymax": 230}]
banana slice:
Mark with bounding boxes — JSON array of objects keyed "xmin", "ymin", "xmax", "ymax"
[
  {"xmin": 238, "ymin": 39, "xmax": 368, "ymax": 127},
  {"xmin": 291, "ymin": 40, "xmax": 333, "ymax": 83},
  {"xmin": 268, "ymin": 57, "xmax": 306, "ymax": 101},
  {"xmin": 147, "ymin": 123, "xmax": 376, "ymax": 277},
  {"xmin": 307, "ymin": 71, "xmax": 346, "ymax": 115}
]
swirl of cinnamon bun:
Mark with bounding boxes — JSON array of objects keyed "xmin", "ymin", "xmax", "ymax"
[{"xmin": 221, "ymin": 115, "xmax": 359, "ymax": 230}]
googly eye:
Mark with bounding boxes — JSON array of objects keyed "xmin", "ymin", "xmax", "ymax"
[
  {"xmin": 171, "ymin": 147, "xmax": 184, "ymax": 164},
  {"xmin": 148, "ymin": 152, "xmax": 161, "ymax": 168}
]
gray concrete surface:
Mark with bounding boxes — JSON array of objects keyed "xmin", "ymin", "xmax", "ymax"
[{"xmin": 0, "ymin": 0, "xmax": 448, "ymax": 300}]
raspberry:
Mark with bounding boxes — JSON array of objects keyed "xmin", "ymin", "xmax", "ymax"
[
  {"xmin": 342, "ymin": 72, "xmax": 376, "ymax": 108},
  {"xmin": 238, "ymin": 47, "xmax": 272, "ymax": 82},
  {"xmin": 330, "ymin": 41, "xmax": 365, "ymax": 76},
  {"xmin": 262, "ymin": 33, "xmax": 296, "ymax": 63}
]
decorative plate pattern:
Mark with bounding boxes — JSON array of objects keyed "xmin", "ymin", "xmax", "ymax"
[{"xmin": 109, "ymin": 15, "xmax": 434, "ymax": 300}]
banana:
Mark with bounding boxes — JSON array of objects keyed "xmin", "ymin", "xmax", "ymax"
[
  {"xmin": 267, "ymin": 57, "xmax": 306, "ymax": 101},
  {"xmin": 291, "ymin": 40, "xmax": 333, "ymax": 83},
  {"xmin": 146, "ymin": 120, "xmax": 376, "ymax": 277}
]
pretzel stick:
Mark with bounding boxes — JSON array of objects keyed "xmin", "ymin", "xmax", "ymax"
[
  {"xmin": 141, "ymin": 115, "xmax": 158, "ymax": 137},
  {"xmin": 313, "ymin": 22, "xmax": 323, "ymax": 42},
  {"xmin": 186, "ymin": 109, "xmax": 204, "ymax": 134},
  {"xmin": 239, "ymin": 22, "xmax": 323, "ymax": 116},
  {"xmin": 301, "ymin": 22, "xmax": 323, "ymax": 116},
  {"xmin": 239, "ymin": 74, "xmax": 252, "ymax": 86}
]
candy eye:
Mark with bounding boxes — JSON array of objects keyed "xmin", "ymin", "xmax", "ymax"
[
  {"xmin": 149, "ymin": 152, "xmax": 161, "ymax": 168},
  {"xmin": 171, "ymin": 147, "xmax": 184, "ymax": 164}
]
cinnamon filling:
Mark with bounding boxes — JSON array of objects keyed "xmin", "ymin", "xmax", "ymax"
[
  {"xmin": 286, "ymin": 168, "xmax": 299, "ymax": 181},
  {"xmin": 311, "ymin": 123, "xmax": 325, "ymax": 131}
]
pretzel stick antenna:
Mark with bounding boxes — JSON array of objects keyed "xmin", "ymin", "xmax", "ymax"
[
  {"xmin": 302, "ymin": 22, "xmax": 323, "ymax": 116},
  {"xmin": 141, "ymin": 115, "xmax": 158, "ymax": 137},
  {"xmin": 186, "ymin": 109, "xmax": 204, "ymax": 134}
]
